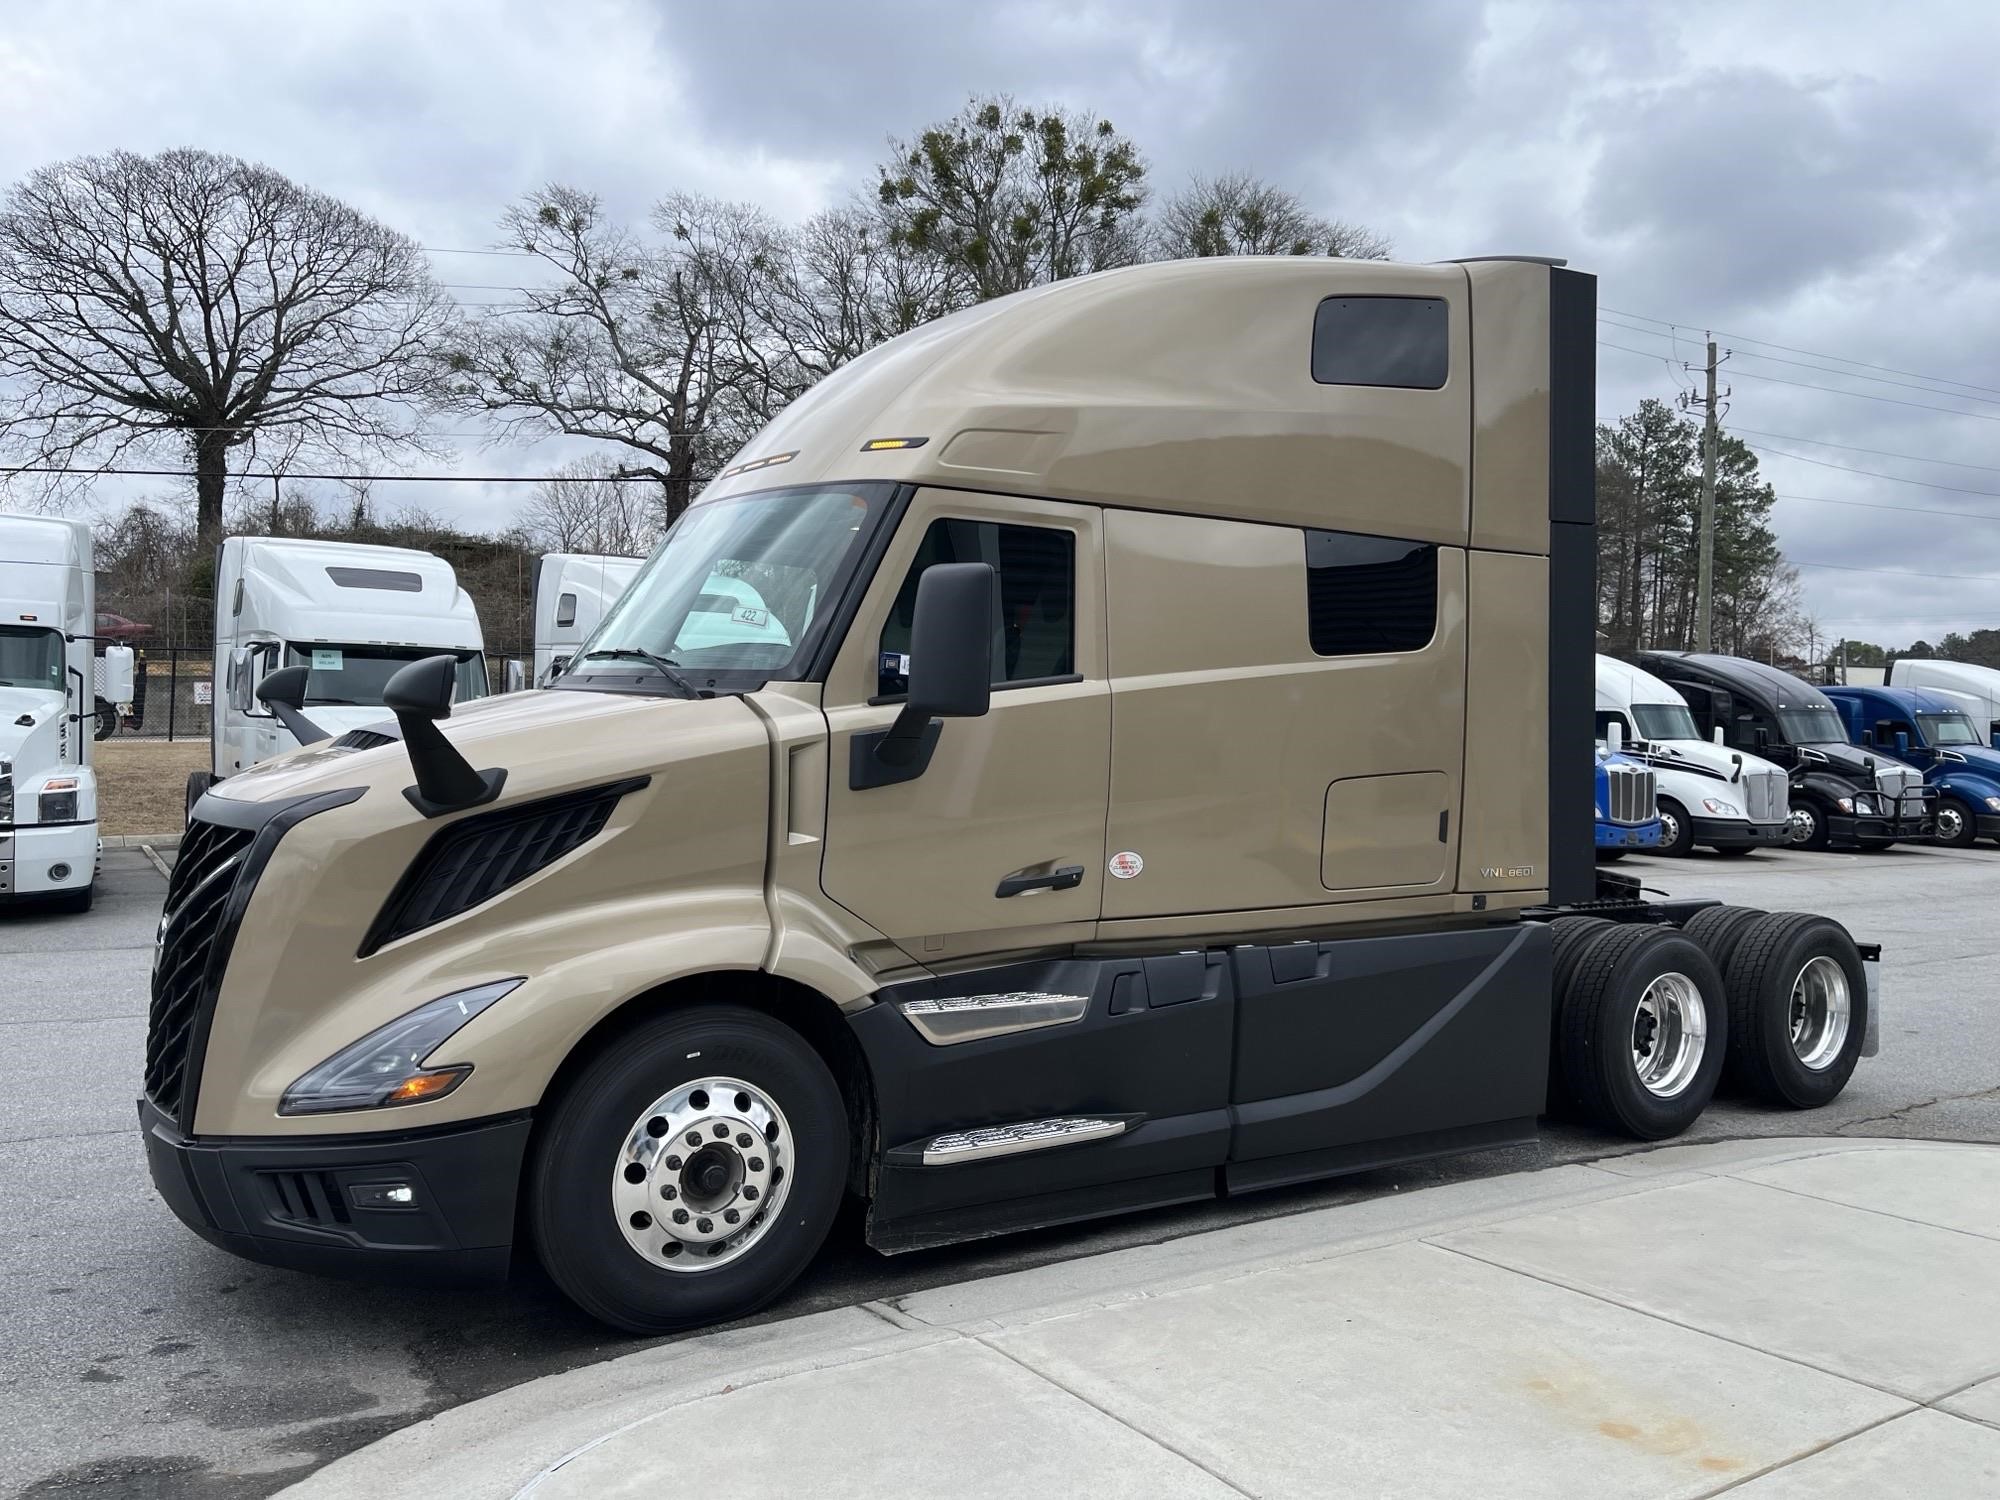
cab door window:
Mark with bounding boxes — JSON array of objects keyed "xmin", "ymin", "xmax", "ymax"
[{"xmin": 878, "ymin": 519, "xmax": 1075, "ymax": 697}]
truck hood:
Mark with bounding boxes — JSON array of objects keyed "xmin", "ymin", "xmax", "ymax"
[
  {"xmin": 1625, "ymin": 736, "xmax": 1786, "ymax": 784},
  {"xmin": 1938, "ymin": 743, "xmax": 2000, "ymax": 781},
  {"xmin": 0, "ymin": 685, "xmax": 66, "ymax": 775},
  {"xmin": 206, "ymin": 686, "xmax": 748, "ymax": 808},
  {"xmin": 1802, "ymin": 740, "xmax": 1913, "ymax": 782}
]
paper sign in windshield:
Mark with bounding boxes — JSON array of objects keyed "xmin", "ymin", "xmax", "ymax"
[{"xmin": 311, "ymin": 649, "xmax": 343, "ymax": 671}]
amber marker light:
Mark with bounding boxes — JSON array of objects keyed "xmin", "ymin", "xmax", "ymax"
[
  {"xmin": 382, "ymin": 1068, "xmax": 470, "ymax": 1105},
  {"xmin": 860, "ymin": 436, "xmax": 928, "ymax": 451}
]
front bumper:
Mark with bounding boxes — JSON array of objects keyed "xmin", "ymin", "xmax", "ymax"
[
  {"xmin": 1976, "ymin": 813, "xmax": 2000, "ymax": 841},
  {"xmin": 1595, "ymin": 823, "xmax": 1662, "ymax": 849},
  {"xmin": 0, "ymin": 823, "xmax": 97, "ymax": 896},
  {"xmin": 1690, "ymin": 817, "xmax": 1789, "ymax": 849},
  {"xmin": 139, "ymin": 1098, "xmax": 530, "ymax": 1285},
  {"xmin": 1828, "ymin": 811, "xmax": 1931, "ymax": 846}
]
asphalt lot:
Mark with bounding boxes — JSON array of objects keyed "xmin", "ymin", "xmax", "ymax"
[{"xmin": 5, "ymin": 840, "xmax": 1999, "ymax": 1497}]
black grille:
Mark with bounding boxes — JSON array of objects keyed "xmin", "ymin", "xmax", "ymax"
[
  {"xmin": 144, "ymin": 818, "xmax": 256, "ymax": 1121},
  {"xmin": 261, "ymin": 1170, "xmax": 352, "ymax": 1228},
  {"xmin": 332, "ymin": 728, "xmax": 398, "ymax": 751},
  {"xmin": 360, "ymin": 778, "xmax": 646, "ymax": 957}
]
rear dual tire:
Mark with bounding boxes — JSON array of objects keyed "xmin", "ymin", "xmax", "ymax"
[
  {"xmin": 527, "ymin": 1004, "xmax": 847, "ymax": 1334},
  {"xmin": 1720, "ymin": 913, "xmax": 1867, "ymax": 1108},
  {"xmin": 1555, "ymin": 926, "xmax": 1726, "ymax": 1140}
]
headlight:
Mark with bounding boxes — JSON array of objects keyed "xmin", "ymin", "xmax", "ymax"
[
  {"xmin": 279, "ymin": 978, "xmax": 521, "ymax": 1115},
  {"xmin": 1836, "ymin": 797, "xmax": 1855, "ymax": 813},
  {"xmin": 1700, "ymin": 799, "xmax": 1741, "ymax": 817},
  {"xmin": 38, "ymin": 777, "xmax": 79, "ymax": 822},
  {"xmin": 1987, "ymin": 798, "xmax": 2000, "ymax": 813}
]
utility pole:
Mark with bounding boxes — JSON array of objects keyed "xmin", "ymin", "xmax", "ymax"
[
  {"xmin": 269, "ymin": 473, "xmax": 281, "ymax": 535},
  {"xmin": 1681, "ymin": 340, "xmax": 1729, "ymax": 652}
]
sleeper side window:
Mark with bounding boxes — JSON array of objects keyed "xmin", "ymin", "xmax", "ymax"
[
  {"xmin": 556, "ymin": 592, "xmax": 577, "ymax": 628},
  {"xmin": 879, "ymin": 519, "xmax": 1075, "ymax": 697},
  {"xmin": 1303, "ymin": 529, "xmax": 1438, "ymax": 656},
  {"xmin": 1310, "ymin": 296, "xmax": 1449, "ymax": 389}
]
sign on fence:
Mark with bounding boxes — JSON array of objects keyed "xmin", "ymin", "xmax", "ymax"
[{"xmin": 192, "ymin": 681, "xmax": 213, "ymax": 706}]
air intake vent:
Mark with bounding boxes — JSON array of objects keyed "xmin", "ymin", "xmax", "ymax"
[
  {"xmin": 261, "ymin": 1170, "xmax": 352, "ymax": 1228},
  {"xmin": 333, "ymin": 727, "xmax": 399, "ymax": 751},
  {"xmin": 359, "ymin": 777, "xmax": 647, "ymax": 956},
  {"xmin": 145, "ymin": 817, "xmax": 257, "ymax": 1122}
]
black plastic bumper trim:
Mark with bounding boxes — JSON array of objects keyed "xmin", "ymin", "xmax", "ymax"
[{"xmin": 1689, "ymin": 817, "xmax": 1789, "ymax": 847}]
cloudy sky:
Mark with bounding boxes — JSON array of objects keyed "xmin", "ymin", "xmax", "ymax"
[{"xmin": 4, "ymin": 0, "xmax": 1999, "ymax": 648}]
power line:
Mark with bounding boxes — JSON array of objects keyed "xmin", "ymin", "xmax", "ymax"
[
  {"xmin": 1602, "ymin": 305, "xmax": 2000, "ymax": 399},
  {"xmin": 1745, "ymin": 444, "xmax": 2000, "ymax": 497},
  {"xmin": 1727, "ymin": 365, "xmax": 2000, "ymax": 423},
  {"xmin": 1794, "ymin": 559, "xmax": 2000, "ymax": 584},
  {"xmin": 421, "ymin": 245, "xmax": 536, "ymax": 258},
  {"xmin": 1603, "ymin": 317, "xmax": 2000, "ymax": 407},
  {"xmin": 1, "ymin": 463, "xmax": 649, "ymax": 484},
  {"xmin": 1734, "ymin": 429, "xmax": 2000, "ymax": 476},
  {"xmin": 1774, "ymin": 492, "xmax": 2000, "ymax": 523}
]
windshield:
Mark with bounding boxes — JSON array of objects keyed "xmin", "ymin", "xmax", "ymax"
[
  {"xmin": 571, "ymin": 484, "xmax": 886, "ymax": 688},
  {"xmin": 1777, "ymin": 707, "xmax": 1848, "ymax": 744},
  {"xmin": 1918, "ymin": 712, "xmax": 1982, "ymax": 746},
  {"xmin": 284, "ymin": 644, "xmax": 487, "ymax": 707},
  {"xmin": 1631, "ymin": 702, "xmax": 1699, "ymax": 741},
  {"xmin": 0, "ymin": 625, "xmax": 62, "ymax": 691}
]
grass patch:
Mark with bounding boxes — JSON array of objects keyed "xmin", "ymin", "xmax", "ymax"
[{"xmin": 94, "ymin": 738, "xmax": 207, "ymax": 836}]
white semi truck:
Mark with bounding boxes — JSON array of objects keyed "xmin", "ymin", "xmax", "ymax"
[
  {"xmin": 1889, "ymin": 658, "xmax": 2000, "ymax": 745},
  {"xmin": 533, "ymin": 553, "xmax": 643, "ymax": 686},
  {"xmin": 192, "ymin": 537, "xmax": 487, "ymax": 813},
  {"xmin": 0, "ymin": 513, "xmax": 134, "ymax": 912}
]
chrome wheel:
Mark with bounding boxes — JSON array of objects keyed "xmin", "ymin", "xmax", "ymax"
[
  {"xmin": 1786, "ymin": 807, "xmax": 1816, "ymax": 846},
  {"xmin": 1631, "ymin": 972, "xmax": 1707, "ymax": 1098},
  {"xmin": 1789, "ymin": 956, "xmax": 1851, "ymax": 1071},
  {"xmin": 612, "ymin": 1076, "xmax": 794, "ymax": 1273},
  {"xmin": 1658, "ymin": 807, "xmax": 1682, "ymax": 849},
  {"xmin": 1936, "ymin": 803, "xmax": 1966, "ymax": 843}
]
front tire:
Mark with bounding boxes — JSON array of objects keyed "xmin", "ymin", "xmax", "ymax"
[
  {"xmin": 1933, "ymin": 795, "xmax": 1979, "ymax": 848},
  {"xmin": 1558, "ymin": 926, "xmax": 1727, "ymax": 1140},
  {"xmin": 528, "ymin": 1003, "xmax": 848, "ymax": 1334},
  {"xmin": 1722, "ymin": 913, "xmax": 1867, "ymax": 1108},
  {"xmin": 1788, "ymin": 798, "xmax": 1830, "ymax": 851},
  {"xmin": 184, "ymin": 771, "xmax": 215, "ymax": 825},
  {"xmin": 93, "ymin": 696, "xmax": 117, "ymax": 741},
  {"xmin": 1655, "ymin": 798, "xmax": 1695, "ymax": 857}
]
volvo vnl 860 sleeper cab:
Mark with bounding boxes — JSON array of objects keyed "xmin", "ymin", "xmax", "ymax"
[
  {"xmin": 532, "ymin": 552, "xmax": 642, "ymax": 686},
  {"xmin": 191, "ymin": 537, "xmax": 489, "ymax": 815},
  {"xmin": 1, "ymin": 513, "xmax": 134, "ymax": 912},
  {"xmin": 1889, "ymin": 657, "xmax": 2000, "ymax": 745},
  {"xmin": 143, "ymin": 258, "xmax": 1880, "ymax": 1334},
  {"xmin": 1596, "ymin": 654, "xmax": 1792, "ymax": 855},
  {"xmin": 1640, "ymin": 652, "xmax": 1931, "ymax": 851}
]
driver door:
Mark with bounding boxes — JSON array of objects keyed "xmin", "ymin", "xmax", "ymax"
[{"xmin": 820, "ymin": 489, "xmax": 1108, "ymax": 963}]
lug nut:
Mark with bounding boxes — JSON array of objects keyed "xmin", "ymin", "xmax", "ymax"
[
  {"xmin": 748, "ymin": 1156, "xmax": 764, "ymax": 1172},
  {"xmin": 665, "ymin": 1154, "xmax": 682, "ymax": 1170},
  {"xmin": 660, "ymin": 1184, "xmax": 678, "ymax": 1200},
  {"xmin": 724, "ymin": 1208, "xmax": 740, "ymax": 1224},
  {"xmin": 736, "ymin": 1132, "xmax": 752, "ymax": 1148},
  {"xmin": 686, "ymin": 1131, "xmax": 702, "ymax": 1147},
  {"xmin": 696, "ymin": 1217, "xmax": 713, "ymax": 1234},
  {"xmin": 712, "ymin": 1124, "xmax": 730, "ymax": 1140},
  {"xmin": 672, "ymin": 1209, "xmax": 689, "ymax": 1225},
  {"xmin": 743, "ymin": 1184, "xmax": 760, "ymax": 1201}
]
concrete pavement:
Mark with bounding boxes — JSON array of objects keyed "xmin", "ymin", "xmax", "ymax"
[{"xmin": 287, "ymin": 1137, "xmax": 2000, "ymax": 1499}]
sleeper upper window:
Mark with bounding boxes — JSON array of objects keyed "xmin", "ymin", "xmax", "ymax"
[
  {"xmin": 879, "ymin": 519, "xmax": 1075, "ymax": 697},
  {"xmin": 556, "ymin": 592, "xmax": 577, "ymax": 628},
  {"xmin": 1304, "ymin": 529, "xmax": 1438, "ymax": 656},
  {"xmin": 1310, "ymin": 296, "xmax": 1449, "ymax": 389}
]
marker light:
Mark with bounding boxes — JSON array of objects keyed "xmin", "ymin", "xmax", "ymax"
[
  {"xmin": 860, "ymin": 436, "xmax": 929, "ymax": 451},
  {"xmin": 279, "ymin": 979, "xmax": 521, "ymax": 1115}
]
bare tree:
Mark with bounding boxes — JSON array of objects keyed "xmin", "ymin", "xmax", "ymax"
[
  {"xmin": 517, "ymin": 456, "xmax": 658, "ymax": 556},
  {"xmin": 876, "ymin": 96, "xmax": 1148, "ymax": 304},
  {"xmin": 448, "ymin": 186, "xmax": 770, "ymax": 522},
  {"xmin": 1152, "ymin": 172, "xmax": 1390, "ymax": 261},
  {"xmin": 0, "ymin": 148, "xmax": 454, "ymax": 548}
]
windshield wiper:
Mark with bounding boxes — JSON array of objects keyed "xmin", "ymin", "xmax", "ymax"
[{"xmin": 575, "ymin": 647, "xmax": 699, "ymax": 698}]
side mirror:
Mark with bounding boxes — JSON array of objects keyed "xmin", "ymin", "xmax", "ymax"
[
  {"xmin": 1729, "ymin": 751, "xmax": 1742, "ymax": 784},
  {"xmin": 99, "ymin": 645, "xmax": 134, "ymax": 704},
  {"xmin": 1753, "ymin": 727, "xmax": 1769, "ymax": 750},
  {"xmin": 383, "ymin": 655, "xmax": 505, "ymax": 816},
  {"xmin": 504, "ymin": 658, "xmax": 527, "ymax": 694},
  {"xmin": 853, "ymin": 562, "xmax": 995, "ymax": 789},
  {"xmin": 256, "ymin": 665, "xmax": 331, "ymax": 746},
  {"xmin": 1894, "ymin": 731, "xmax": 1911, "ymax": 758},
  {"xmin": 227, "ymin": 645, "xmax": 258, "ymax": 714},
  {"xmin": 1712, "ymin": 726, "xmax": 1725, "ymax": 745},
  {"xmin": 1606, "ymin": 720, "xmax": 1623, "ymax": 752}
]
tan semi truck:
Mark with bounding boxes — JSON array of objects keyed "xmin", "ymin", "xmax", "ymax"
[{"xmin": 141, "ymin": 256, "xmax": 1877, "ymax": 1332}]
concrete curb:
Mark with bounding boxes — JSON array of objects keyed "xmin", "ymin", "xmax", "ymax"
[
  {"xmin": 280, "ymin": 1136, "xmax": 2000, "ymax": 1499},
  {"xmin": 100, "ymin": 833, "xmax": 181, "ymax": 850}
]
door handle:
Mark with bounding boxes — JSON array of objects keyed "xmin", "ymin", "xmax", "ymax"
[{"xmin": 995, "ymin": 865, "xmax": 1084, "ymax": 898}]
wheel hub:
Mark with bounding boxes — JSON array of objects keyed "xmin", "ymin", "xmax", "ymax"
[
  {"xmin": 1630, "ymin": 972, "xmax": 1707, "ymax": 1098},
  {"xmin": 613, "ymin": 1076, "xmax": 793, "ymax": 1272},
  {"xmin": 1789, "ymin": 956, "xmax": 1852, "ymax": 1071},
  {"xmin": 1938, "ymin": 806, "xmax": 1964, "ymax": 840}
]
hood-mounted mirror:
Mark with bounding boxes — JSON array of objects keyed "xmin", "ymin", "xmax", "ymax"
[
  {"xmin": 383, "ymin": 655, "xmax": 506, "ymax": 817},
  {"xmin": 256, "ymin": 666, "xmax": 332, "ymax": 746}
]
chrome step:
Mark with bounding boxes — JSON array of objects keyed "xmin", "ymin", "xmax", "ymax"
[{"xmin": 909, "ymin": 1116, "xmax": 1134, "ymax": 1167}]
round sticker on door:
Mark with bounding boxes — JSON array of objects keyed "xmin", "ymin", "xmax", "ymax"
[{"xmin": 1108, "ymin": 850, "xmax": 1144, "ymax": 880}]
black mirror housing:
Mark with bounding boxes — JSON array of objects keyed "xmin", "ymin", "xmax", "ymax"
[
  {"xmin": 906, "ymin": 562, "xmax": 995, "ymax": 721},
  {"xmin": 255, "ymin": 665, "xmax": 330, "ymax": 746},
  {"xmin": 382, "ymin": 655, "xmax": 505, "ymax": 817}
]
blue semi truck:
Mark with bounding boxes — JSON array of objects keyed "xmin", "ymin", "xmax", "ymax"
[
  {"xmin": 1594, "ymin": 747, "xmax": 1663, "ymax": 860},
  {"xmin": 1827, "ymin": 684, "xmax": 2000, "ymax": 848}
]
